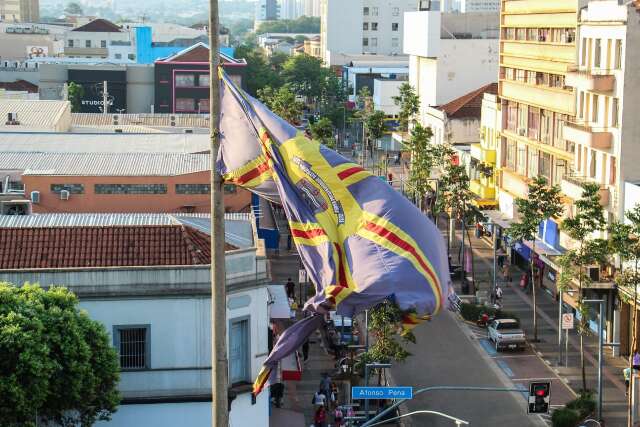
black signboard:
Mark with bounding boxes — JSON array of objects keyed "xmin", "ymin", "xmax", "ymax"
[{"xmin": 68, "ymin": 69, "xmax": 127, "ymax": 113}]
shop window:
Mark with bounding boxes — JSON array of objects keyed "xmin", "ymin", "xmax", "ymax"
[{"xmin": 176, "ymin": 74, "xmax": 195, "ymax": 87}]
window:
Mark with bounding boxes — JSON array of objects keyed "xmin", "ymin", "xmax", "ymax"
[
  {"xmin": 94, "ymin": 184, "xmax": 167, "ymax": 194},
  {"xmin": 392, "ymin": 7, "xmax": 399, "ymax": 16},
  {"xmin": 506, "ymin": 139, "xmax": 517, "ymax": 170},
  {"xmin": 540, "ymin": 153, "xmax": 552, "ymax": 181},
  {"xmin": 516, "ymin": 144, "xmax": 527, "ymax": 176},
  {"xmin": 391, "ymin": 37, "xmax": 399, "ymax": 48},
  {"xmin": 115, "ymin": 53, "xmax": 122, "ymax": 59},
  {"xmin": 506, "ymin": 102, "xmax": 518, "ymax": 132},
  {"xmin": 370, "ymin": 38, "xmax": 377, "ymax": 47},
  {"xmin": 579, "ymin": 92, "xmax": 585, "ymax": 119},
  {"xmin": 553, "ymin": 114, "xmax": 565, "ymax": 150},
  {"xmin": 101, "ymin": 40, "xmax": 106, "ymax": 48},
  {"xmin": 176, "ymin": 97, "xmax": 195, "ymax": 112},
  {"xmin": 592, "ymin": 94, "xmax": 599, "ymax": 123},
  {"xmin": 176, "ymin": 184, "xmax": 210, "ymax": 194},
  {"xmin": 68, "ymin": 39, "xmax": 74, "ymax": 47},
  {"xmin": 229, "ymin": 318, "xmax": 249, "ymax": 384},
  {"xmin": 589, "ymin": 150, "xmax": 596, "ymax": 178},
  {"xmin": 198, "ymin": 98, "xmax": 210, "ymax": 113},
  {"xmin": 540, "ymin": 110, "xmax": 552, "ymax": 144},
  {"xmin": 372, "ymin": 7, "xmax": 378, "ymax": 16},
  {"xmin": 176, "ymin": 74, "xmax": 195, "ymax": 87},
  {"xmin": 85, "ymin": 40, "xmax": 91, "ymax": 48},
  {"xmin": 517, "ymin": 104, "xmax": 528, "ymax": 135},
  {"xmin": 594, "ymin": 39, "xmax": 601, "ymax": 68},
  {"xmin": 128, "ymin": 53, "xmax": 135, "ymax": 61},
  {"xmin": 615, "ymin": 40, "xmax": 622, "ymax": 69},
  {"xmin": 612, "ymin": 98, "xmax": 619, "ymax": 127},
  {"xmin": 610, "ymin": 156, "xmax": 617, "ymax": 185},
  {"xmin": 371, "ymin": 22, "xmax": 378, "ymax": 31},
  {"xmin": 114, "ymin": 325, "xmax": 150, "ymax": 370},
  {"xmin": 51, "ymin": 184, "xmax": 84, "ymax": 194},
  {"xmin": 363, "ymin": 22, "xmax": 369, "ymax": 30},
  {"xmin": 528, "ymin": 149, "xmax": 539, "ymax": 178},
  {"xmin": 199, "ymin": 74, "xmax": 210, "ymax": 87},
  {"xmin": 362, "ymin": 38, "xmax": 368, "ymax": 47},
  {"xmin": 528, "ymin": 107, "xmax": 540, "ymax": 141},
  {"xmin": 392, "ymin": 23, "xmax": 399, "ymax": 31},
  {"xmin": 581, "ymin": 38, "xmax": 587, "ymax": 66},
  {"xmin": 363, "ymin": 6, "xmax": 369, "ymax": 15}
]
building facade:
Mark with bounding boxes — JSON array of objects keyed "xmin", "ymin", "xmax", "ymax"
[
  {"xmin": 320, "ymin": 0, "xmax": 416, "ymax": 66},
  {"xmin": 460, "ymin": 0, "xmax": 499, "ymax": 13},
  {"xmin": 256, "ymin": 0, "xmax": 279, "ymax": 21},
  {"xmin": 64, "ymin": 19, "xmax": 134, "ymax": 61},
  {"xmin": 470, "ymin": 92, "xmax": 501, "ymax": 207},
  {"xmin": 0, "ymin": 0, "xmax": 38, "ymax": 22}
]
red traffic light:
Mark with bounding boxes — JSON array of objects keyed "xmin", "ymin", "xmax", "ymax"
[{"xmin": 535, "ymin": 389, "xmax": 546, "ymax": 397}]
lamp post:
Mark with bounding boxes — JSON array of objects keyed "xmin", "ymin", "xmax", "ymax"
[{"xmin": 364, "ymin": 363, "xmax": 392, "ymax": 421}]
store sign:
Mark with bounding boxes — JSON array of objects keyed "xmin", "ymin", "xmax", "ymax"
[
  {"xmin": 68, "ymin": 69, "xmax": 127, "ymax": 113},
  {"xmin": 27, "ymin": 45, "xmax": 48, "ymax": 58}
]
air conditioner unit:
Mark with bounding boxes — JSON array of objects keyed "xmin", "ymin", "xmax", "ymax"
[
  {"xmin": 30, "ymin": 190, "xmax": 40, "ymax": 204},
  {"xmin": 518, "ymin": 128, "xmax": 526, "ymax": 136},
  {"xmin": 60, "ymin": 189, "xmax": 70, "ymax": 200},
  {"xmin": 1, "ymin": 200, "xmax": 31, "ymax": 215},
  {"xmin": 184, "ymin": 129, "xmax": 193, "ymax": 134}
]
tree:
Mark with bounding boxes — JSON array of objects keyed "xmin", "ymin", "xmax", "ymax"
[
  {"xmin": 257, "ymin": 85, "xmax": 304, "ymax": 125},
  {"xmin": 0, "ymin": 283, "xmax": 120, "ymax": 427},
  {"xmin": 282, "ymin": 54, "xmax": 329, "ymax": 104},
  {"xmin": 310, "ymin": 117, "xmax": 336, "ymax": 149},
  {"xmin": 269, "ymin": 51, "xmax": 289, "ymax": 74},
  {"xmin": 67, "ymin": 82, "xmax": 84, "ymax": 113},
  {"xmin": 234, "ymin": 45, "xmax": 282, "ymax": 96},
  {"xmin": 404, "ymin": 123, "xmax": 435, "ymax": 204},
  {"xmin": 392, "ymin": 83, "xmax": 420, "ymax": 132},
  {"xmin": 64, "ymin": 1, "xmax": 83, "ymax": 15},
  {"xmin": 508, "ymin": 176, "xmax": 563, "ymax": 342},
  {"xmin": 256, "ymin": 16, "xmax": 320, "ymax": 34}
]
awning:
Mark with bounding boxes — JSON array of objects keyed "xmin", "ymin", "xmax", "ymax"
[{"xmin": 268, "ymin": 284, "xmax": 292, "ymax": 319}]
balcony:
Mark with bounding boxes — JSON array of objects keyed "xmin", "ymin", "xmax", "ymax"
[
  {"xmin": 470, "ymin": 143, "xmax": 496, "ymax": 164},
  {"xmin": 501, "ymin": 41, "xmax": 576, "ymax": 64},
  {"xmin": 563, "ymin": 122, "xmax": 612, "ymax": 150},
  {"xmin": 503, "ymin": 0, "xmax": 576, "ymax": 15},
  {"xmin": 565, "ymin": 67, "xmax": 615, "ymax": 93},
  {"xmin": 500, "ymin": 80, "xmax": 575, "ymax": 116},
  {"xmin": 470, "ymin": 179, "xmax": 496, "ymax": 200},
  {"xmin": 560, "ymin": 175, "xmax": 609, "ymax": 206}
]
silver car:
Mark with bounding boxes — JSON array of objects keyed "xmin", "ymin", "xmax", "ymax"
[{"xmin": 487, "ymin": 319, "xmax": 526, "ymax": 351}]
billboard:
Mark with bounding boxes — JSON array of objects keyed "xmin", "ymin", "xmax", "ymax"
[
  {"xmin": 27, "ymin": 46, "xmax": 48, "ymax": 58},
  {"xmin": 68, "ymin": 69, "xmax": 127, "ymax": 114}
]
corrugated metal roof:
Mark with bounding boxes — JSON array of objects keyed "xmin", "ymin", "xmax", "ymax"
[
  {"xmin": 0, "ymin": 100, "xmax": 69, "ymax": 129},
  {"xmin": 71, "ymin": 113, "xmax": 210, "ymax": 128},
  {"xmin": 0, "ymin": 132, "xmax": 210, "ymax": 153},
  {"xmin": 0, "ymin": 152, "xmax": 210, "ymax": 176}
]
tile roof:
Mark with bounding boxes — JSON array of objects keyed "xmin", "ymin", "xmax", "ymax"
[
  {"xmin": 0, "ymin": 225, "xmax": 236, "ymax": 270},
  {"xmin": 0, "ymin": 80, "xmax": 38, "ymax": 93},
  {"xmin": 72, "ymin": 19, "xmax": 122, "ymax": 33},
  {"xmin": 0, "ymin": 152, "xmax": 210, "ymax": 176},
  {"xmin": 0, "ymin": 132, "xmax": 210, "ymax": 153},
  {"xmin": 437, "ymin": 82, "xmax": 498, "ymax": 120}
]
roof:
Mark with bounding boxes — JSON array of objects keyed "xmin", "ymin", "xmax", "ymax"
[
  {"xmin": 0, "ymin": 224, "xmax": 237, "ymax": 269},
  {"xmin": 0, "ymin": 213, "xmax": 255, "ymax": 249},
  {"xmin": 0, "ymin": 152, "xmax": 210, "ymax": 176},
  {"xmin": 437, "ymin": 83, "xmax": 498, "ymax": 119},
  {"xmin": 0, "ymin": 80, "xmax": 38, "ymax": 93},
  {"xmin": 0, "ymin": 132, "xmax": 210, "ymax": 153},
  {"xmin": 156, "ymin": 42, "xmax": 246, "ymax": 65},
  {"xmin": 71, "ymin": 113, "xmax": 210, "ymax": 129},
  {"xmin": 72, "ymin": 19, "xmax": 122, "ymax": 33},
  {"xmin": 0, "ymin": 100, "xmax": 70, "ymax": 130}
]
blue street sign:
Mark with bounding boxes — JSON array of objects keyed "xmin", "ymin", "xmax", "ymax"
[{"xmin": 351, "ymin": 386, "xmax": 413, "ymax": 400}]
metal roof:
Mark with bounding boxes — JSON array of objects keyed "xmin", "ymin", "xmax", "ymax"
[
  {"xmin": 71, "ymin": 113, "xmax": 210, "ymax": 128},
  {"xmin": 0, "ymin": 100, "xmax": 70, "ymax": 129},
  {"xmin": 0, "ymin": 152, "xmax": 210, "ymax": 176},
  {"xmin": 0, "ymin": 132, "xmax": 210, "ymax": 153}
]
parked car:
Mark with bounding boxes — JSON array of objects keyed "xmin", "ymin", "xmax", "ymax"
[{"xmin": 487, "ymin": 319, "xmax": 526, "ymax": 351}]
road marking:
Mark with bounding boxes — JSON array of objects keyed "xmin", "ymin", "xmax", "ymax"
[
  {"xmin": 491, "ymin": 354, "xmax": 539, "ymax": 359},
  {"xmin": 511, "ymin": 377, "xmax": 558, "ymax": 382},
  {"xmin": 497, "ymin": 359, "xmax": 515, "ymax": 377},
  {"xmin": 479, "ymin": 338, "xmax": 497, "ymax": 356}
]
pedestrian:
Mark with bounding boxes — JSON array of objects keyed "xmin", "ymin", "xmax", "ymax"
[
  {"xmin": 319, "ymin": 373, "xmax": 332, "ymax": 398},
  {"xmin": 314, "ymin": 405, "xmax": 327, "ymax": 427},
  {"xmin": 634, "ymin": 350, "xmax": 640, "ymax": 370},
  {"xmin": 502, "ymin": 263, "xmax": 511, "ymax": 284},
  {"xmin": 334, "ymin": 405, "xmax": 344, "ymax": 427},
  {"xmin": 496, "ymin": 285, "xmax": 503, "ymax": 302},
  {"xmin": 271, "ymin": 382, "xmax": 284, "ymax": 408},
  {"xmin": 625, "ymin": 367, "xmax": 632, "ymax": 396},
  {"xmin": 312, "ymin": 388, "xmax": 326, "ymax": 408},
  {"xmin": 285, "ymin": 277, "xmax": 295, "ymax": 299},
  {"xmin": 387, "ymin": 172, "xmax": 393, "ymax": 186},
  {"xmin": 302, "ymin": 338, "xmax": 310, "ymax": 362}
]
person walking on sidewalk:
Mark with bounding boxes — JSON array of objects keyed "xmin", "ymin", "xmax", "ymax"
[
  {"xmin": 495, "ymin": 285, "xmax": 503, "ymax": 303},
  {"xmin": 285, "ymin": 277, "xmax": 295, "ymax": 299},
  {"xmin": 633, "ymin": 350, "xmax": 640, "ymax": 370},
  {"xmin": 625, "ymin": 367, "xmax": 632, "ymax": 396},
  {"xmin": 313, "ymin": 405, "xmax": 327, "ymax": 427}
]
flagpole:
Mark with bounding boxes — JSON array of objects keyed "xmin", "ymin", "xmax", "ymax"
[{"xmin": 209, "ymin": 0, "xmax": 229, "ymax": 425}]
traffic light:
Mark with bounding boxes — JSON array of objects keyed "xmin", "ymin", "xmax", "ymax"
[{"xmin": 528, "ymin": 381, "xmax": 550, "ymax": 414}]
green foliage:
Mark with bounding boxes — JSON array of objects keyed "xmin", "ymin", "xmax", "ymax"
[
  {"xmin": 509, "ymin": 176, "xmax": 563, "ymax": 243},
  {"xmin": 566, "ymin": 392, "xmax": 596, "ymax": 417},
  {"xmin": 365, "ymin": 110, "xmax": 387, "ymax": 142},
  {"xmin": 459, "ymin": 302, "xmax": 519, "ymax": 323},
  {"xmin": 404, "ymin": 124, "xmax": 434, "ymax": 199},
  {"xmin": 269, "ymin": 51, "xmax": 290, "ymax": 74},
  {"xmin": 437, "ymin": 148, "xmax": 473, "ymax": 221},
  {"xmin": 67, "ymin": 82, "xmax": 84, "ymax": 113},
  {"xmin": 257, "ymin": 85, "xmax": 304, "ymax": 125},
  {"xmin": 562, "ymin": 182, "xmax": 606, "ymax": 241},
  {"xmin": 309, "ymin": 117, "xmax": 335, "ymax": 148},
  {"xmin": 551, "ymin": 407, "xmax": 581, "ymax": 427},
  {"xmin": 256, "ymin": 16, "xmax": 320, "ymax": 34},
  {"xmin": 552, "ymin": 392, "xmax": 595, "ymax": 426},
  {"xmin": 234, "ymin": 45, "xmax": 282, "ymax": 96},
  {"xmin": 0, "ymin": 282, "xmax": 120, "ymax": 427},
  {"xmin": 392, "ymin": 83, "xmax": 420, "ymax": 132},
  {"xmin": 282, "ymin": 54, "xmax": 330, "ymax": 102}
]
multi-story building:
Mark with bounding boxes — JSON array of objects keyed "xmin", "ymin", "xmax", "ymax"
[
  {"xmin": 470, "ymin": 91, "xmax": 501, "ymax": 207},
  {"xmin": 0, "ymin": 0, "xmax": 38, "ymax": 22},
  {"xmin": 460, "ymin": 0, "xmax": 499, "ymax": 13},
  {"xmin": 303, "ymin": 0, "xmax": 321, "ymax": 17},
  {"xmin": 403, "ymin": 10, "xmax": 499, "ymax": 119},
  {"xmin": 64, "ymin": 19, "xmax": 134, "ymax": 61},
  {"xmin": 279, "ymin": 0, "xmax": 304, "ymax": 19},
  {"xmin": 256, "ymin": 0, "xmax": 279, "ymax": 22},
  {"xmin": 320, "ymin": 0, "xmax": 417, "ymax": 66}
]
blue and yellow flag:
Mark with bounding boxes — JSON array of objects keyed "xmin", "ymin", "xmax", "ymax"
[{"xmin": 217, "ymin": 72, "xmax": 453, "ymax": 395}]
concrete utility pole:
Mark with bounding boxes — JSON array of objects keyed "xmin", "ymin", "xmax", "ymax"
[
  {"xmin": 102, "ymin": 80, "xmax": 109, "ymax": 115},
  {"xmin": 209, "ymin": 0, "xmax": 228, "ymax": 425}
]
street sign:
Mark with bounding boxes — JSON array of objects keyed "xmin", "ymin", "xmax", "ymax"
[
  {"xmin": 298, "ymin": 269, "xmax": 307, "ymax": 284},
  {"xmin": 562, "ymin": 313, "xmax": 574, "ymax": 330},
  {"xmin": 351, "ymin": 386, "xmax": 413, "ymax": 400}
]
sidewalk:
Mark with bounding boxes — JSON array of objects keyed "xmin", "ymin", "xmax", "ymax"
[{"xmin": 452, "ymin": 225, "xmax": 629, "ymax": 426}]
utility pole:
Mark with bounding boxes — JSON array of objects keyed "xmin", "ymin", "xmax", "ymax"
[
  {"xmin": 102, "ymin": 80, "xmax": 109, "ymax": 115},
  {"xmin": 209, "ymin": 0, "xmax": 228, "ymax": 425}
]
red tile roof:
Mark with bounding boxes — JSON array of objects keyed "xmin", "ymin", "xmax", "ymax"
[
  {"xmin": 0, "ymin": 225, "xmax": 235, "ymax": 269},
  {"xmin": 437, "ymin": 82, "xmax": 498, "ymax": 120},
  {"xmin": 0, "ymin": 80, "xmax": 38, "ymax": 93},
  {"xmin": 72, "ymin": 19, "xmax": 122, "ymax": 33}
]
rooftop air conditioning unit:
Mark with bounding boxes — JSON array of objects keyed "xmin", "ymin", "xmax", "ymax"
[
  {"xmin": 60, "ymin": 189, "xmax": 70, "ymax": 200},
  {"xmin": 30, "ymin": 190, "xmax": 40, "ymax": 204},
  {"xmin": 5, "ymin": 112, "xmax": 20, "ymax": 125}
]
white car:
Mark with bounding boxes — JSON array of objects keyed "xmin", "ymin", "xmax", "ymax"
[{"xmin": 487, "ymin": 319, "xmax": 526, "ymax": 351}]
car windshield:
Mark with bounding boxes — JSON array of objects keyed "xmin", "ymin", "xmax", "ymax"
[{"xmin": 497, "ymin": 322, "xmax": 520, "ymax": 330}]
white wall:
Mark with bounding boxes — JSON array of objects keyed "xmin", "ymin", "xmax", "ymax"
[
  {"xmin": 373, "ymin": 79, "xmax": 403, "ymax": 116},
  {"xmin": 403, "ymin": 11, "xmax": 441, "ymax": 58}
]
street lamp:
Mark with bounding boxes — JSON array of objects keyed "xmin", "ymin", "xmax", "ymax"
[{"xmin": 364, "ymin": 363, "xmax": 392, "ymax": 421}]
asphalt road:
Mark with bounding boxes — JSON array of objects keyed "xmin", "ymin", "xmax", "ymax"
[{"xmin": 388, "ymin": 311, "xmax": 544, "ymax": 427}]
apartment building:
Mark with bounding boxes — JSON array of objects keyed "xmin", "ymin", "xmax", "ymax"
[
  {"xmin": 64, "ymin": 19, "xmax": 134, "ymax": 61},
  {"xmin": 256, "ymin": 0, "xmax": 279, "ymax": 22},
  {"xmin": 470, "ymin": 92, "xmax": 501, "ymax": 207},
  {"xmin": 461, "ymin": 0, "xmax": 500, "ymax": 13},
  {"xmin": 0, "ymin": 0, "xmax": 38, "ymax": 23},
  {"xmin": 320, "ymin": 0, "xmax": 417, "ymax": 66}
]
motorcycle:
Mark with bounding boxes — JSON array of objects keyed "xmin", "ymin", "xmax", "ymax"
[{"xmin": 476, "ymin": 312, "xmax": 495, "ymax": 328}]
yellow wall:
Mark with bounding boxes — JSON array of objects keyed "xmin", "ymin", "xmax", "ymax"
[{"xmin": 500, "ymin": 80, "xmax": 575, "ymax": 116}]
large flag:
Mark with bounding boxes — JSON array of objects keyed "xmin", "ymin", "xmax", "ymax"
[{"xmin": 217, "ymin": 72, "xmax": 453, "ymax": 395}]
